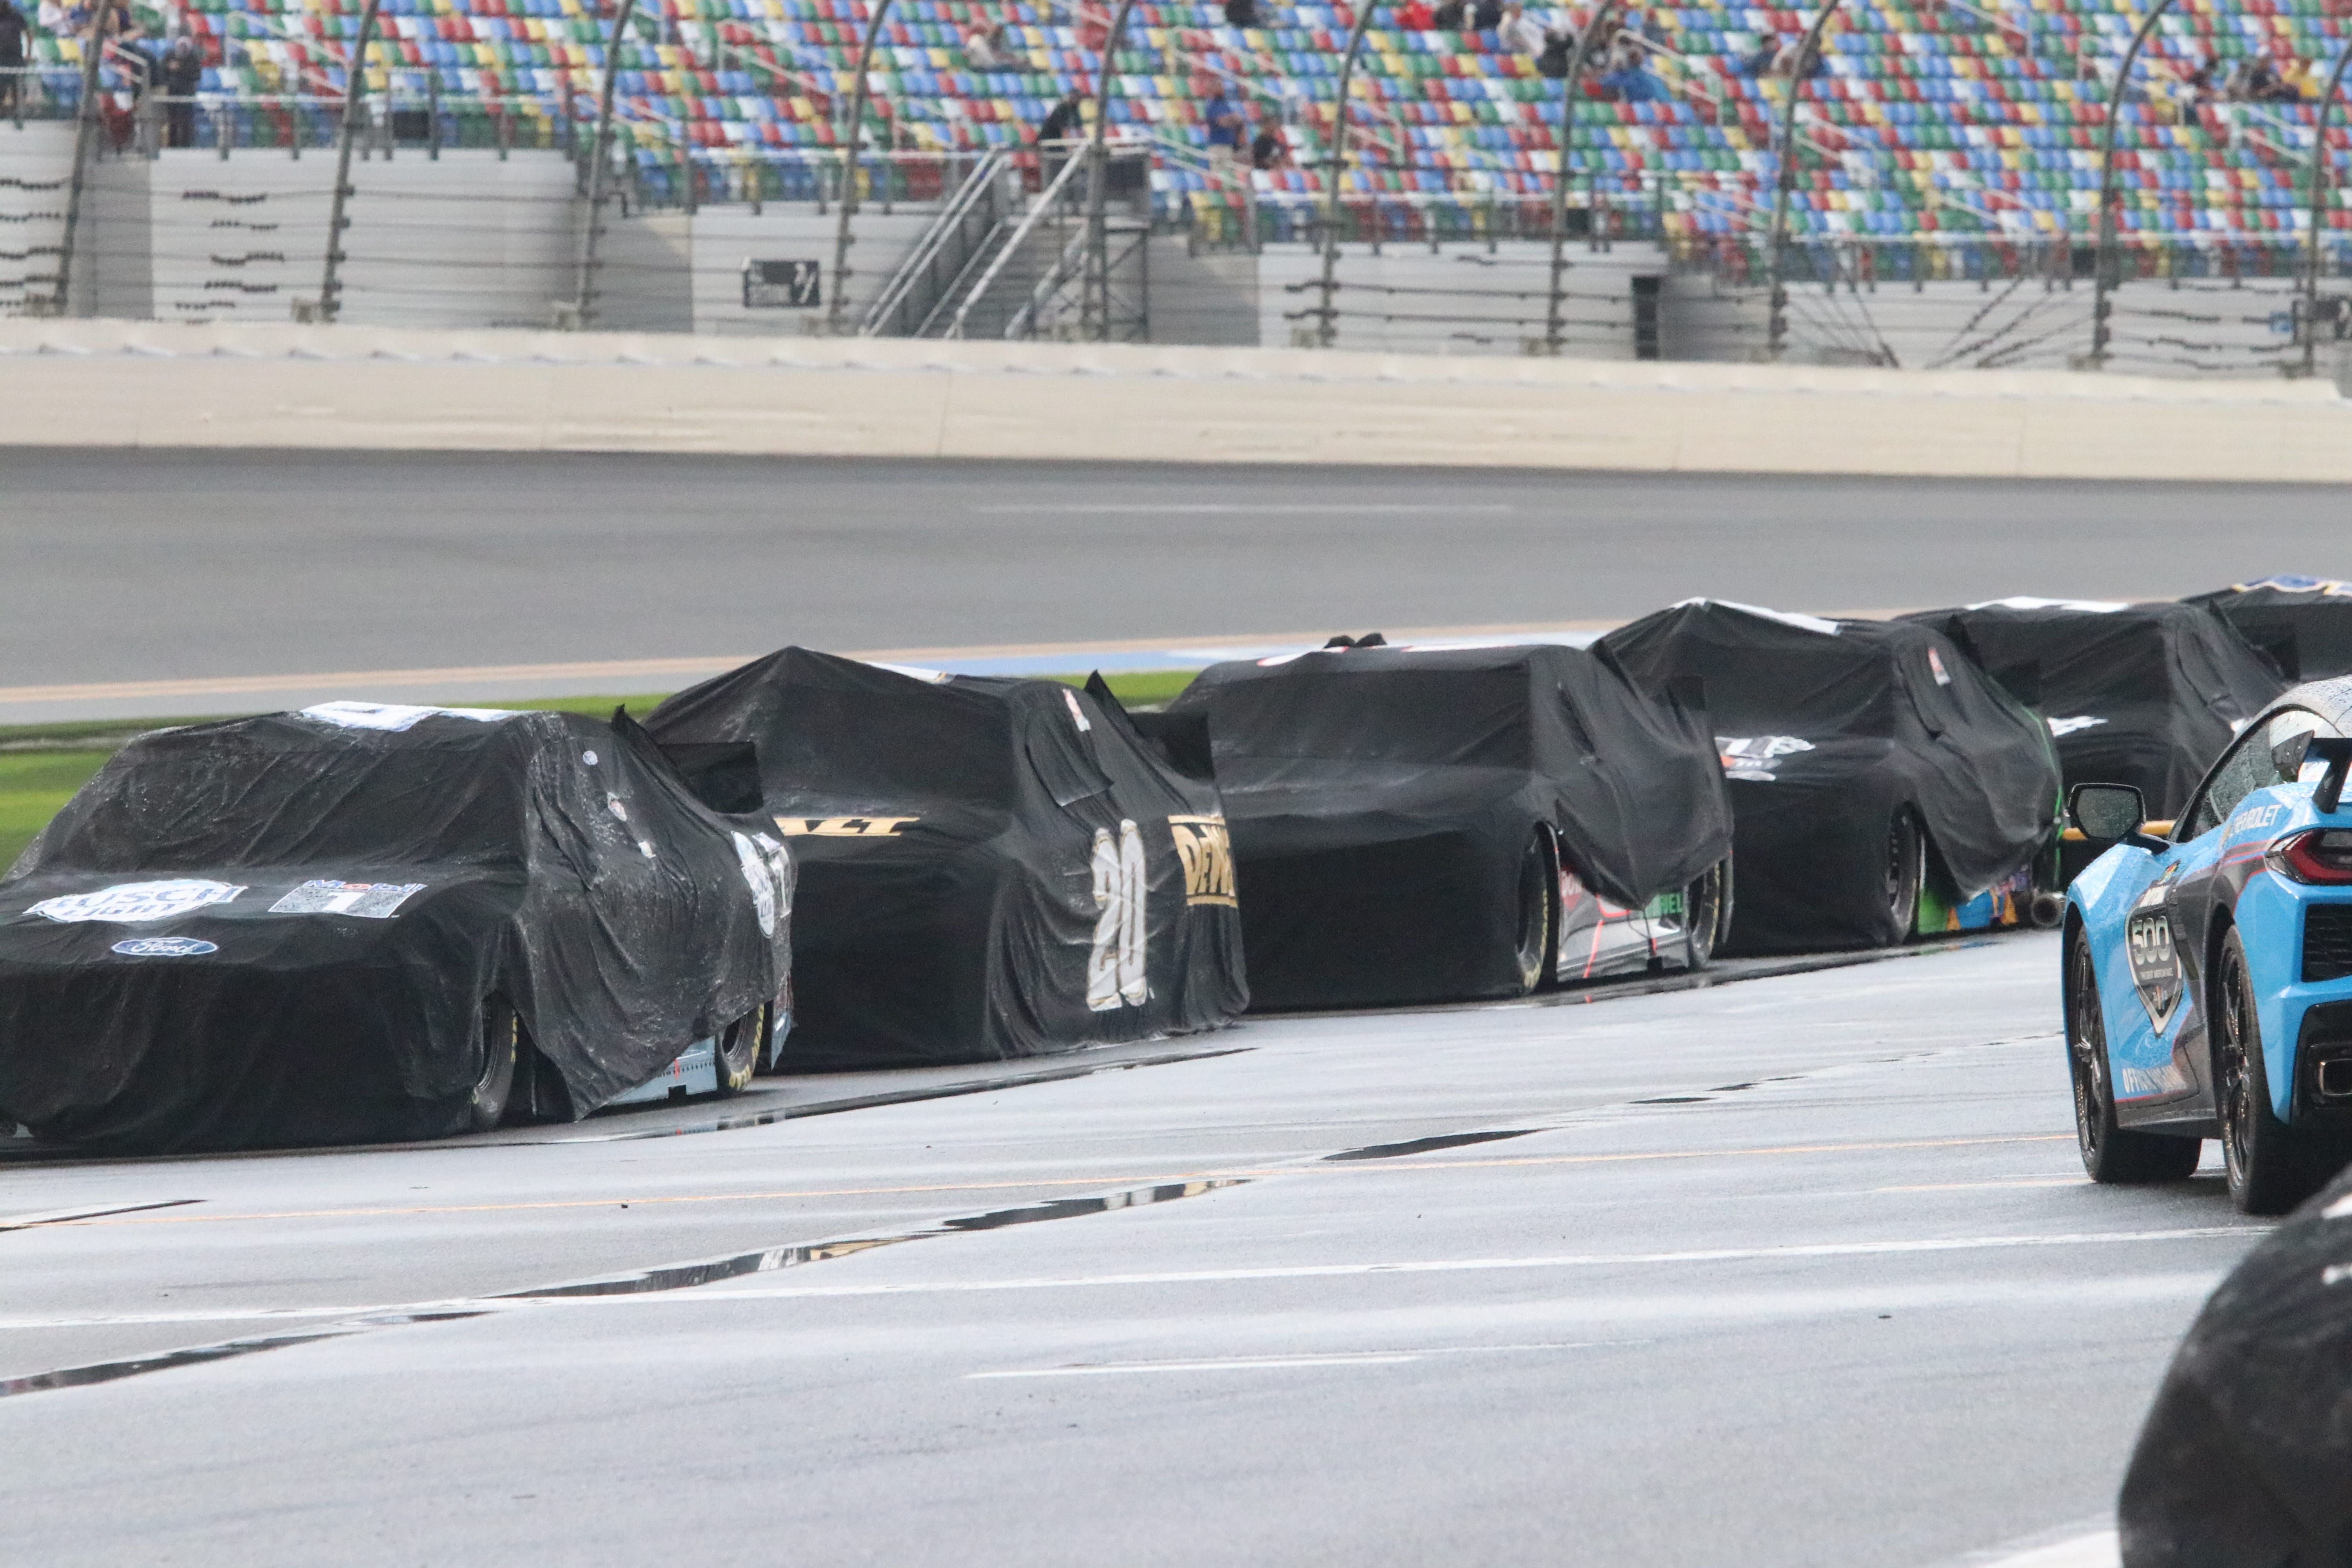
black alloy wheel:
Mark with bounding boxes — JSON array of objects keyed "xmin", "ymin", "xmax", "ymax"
[
  {"xmin": 1683, "ymin": 857, "xmax": 1730, "ymax": 970},
  {"xmin": 712, "ymin": 1001, "xmax": 769, "ymax": 1095},
  {"xmin": 467, "ymin": 999, "xmax": 520, "ymax": 1133},
  {"xmin": 1511, "ymin": 831, "xmax": 1555, "ymax": 995},
  {"xmin": 2066, "ymin": 926, "xmax": 2199, "ymax": 1184},
  {"xmin": 1885, "ymin": 809, "xmax": 1925, "ymax": 946},
  {"xmin": 2215, "ymin": 928, "xmax": 2319, "ymax": 1216}
]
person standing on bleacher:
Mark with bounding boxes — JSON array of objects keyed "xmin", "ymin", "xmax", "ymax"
[{"xmin": 0, "ymin": 1, "xmax": 24, "ymax": 118}]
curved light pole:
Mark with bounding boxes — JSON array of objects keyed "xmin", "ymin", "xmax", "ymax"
[
  {"xmin": 1309, "ymin": 0, "xmax": 1378, "ymax": 347},
  {"xmin": 318, "ymin": 0, "xmax": 385, "ymax": 323},
  {"xmin": 573, "ymin": 0, "xmax": 639, "ymax": 328},
  {"xmin": 1079, "ymin": 0, "xmax": 1144, "ymax": 340},
  {"xmin": 2299, "ymin": 37, "xmax": 2352, "ymax": 377},
  {"xmin": 1545, "ymin": 0, "xmax": 1620, "ymax": 352},
  {"xmin": 825, "ymin": 0, "xmax": 897, "ymax": 334},
  {"xmin": 1761, "ymin": 0, "xmax": 1843, "ymax": 358},
  {"xmin": 2088, "ymin": 0, "xmax": 2175, "ymax": 367},
  {"xmin": 52, "ymin": 0, "xmax": 119, "ymax": 315}
]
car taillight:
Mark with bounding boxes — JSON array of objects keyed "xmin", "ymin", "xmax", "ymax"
[{"xmin": 2268, "ymin": 829, "xmax": 2352, "ymax": 885}]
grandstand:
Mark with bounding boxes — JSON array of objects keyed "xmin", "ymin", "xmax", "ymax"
[{"xmin": 3, "ymin": 0, "xmax": 2349, "ymax": 370}]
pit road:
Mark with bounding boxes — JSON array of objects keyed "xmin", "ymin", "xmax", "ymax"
[{"xmin": 0, "ymin": 934, "xmax": 2261, "ymax": 1567}]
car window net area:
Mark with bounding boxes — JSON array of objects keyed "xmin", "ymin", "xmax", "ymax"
[
  {"xmin": 2190, "ymin": 708, "xmax": 2347, "ymax": 837},
  {"xmin": 1207, "ymin": 668, "xmax": 1532, "ymax": 769}
]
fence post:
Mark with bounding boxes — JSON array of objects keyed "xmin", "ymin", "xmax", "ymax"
[
  {"xmin": 319, "ymin": 0, "xmax": 385, "ymax": 323},
  {"xmin": 51, "ymin": 0, "xmax": 120, "ymax": 315},
  {"xmin": 2089, "ymin": 0, "xmax": 2173, "ymax": 368},
  {"xmin": 825, "ymin": 0, "xmax": 895, "ymax": 334},
  {"xmin": 573, "ymin": 0, "xmax": 639, "ymax": 328},
  {"xmin": 1311, "ymin": 0, "xmax": 1377, "ymax": 347},
  {"xmin": 1546, "ymin": 0, "xmax": 1617, "ymax": 353},
  {"xmin": 1762, "ymin": 0, "xmax": 1843, "ymax": 359},
  {"xmin": 2300, "ymin": 38, "xmax": 2352, "ymax": 377},
  {"xmin": 1080, "ymin": 0, "xmax": 1143, "ymax": 341}
]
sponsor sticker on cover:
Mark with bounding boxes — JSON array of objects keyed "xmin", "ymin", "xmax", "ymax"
[
  {"xmin": 299, "ymin": 701, "xmax": 518, "ymax": 732},
  {"xmin": 1716, "ymin": 735, "xmax": 1814, "ymax": 783},
  {"xmin": 29, "ymin": 880, "xmax": 246, "ymax": 924},
  {"xmin": 111, "ymin": 936, "xmax": 220, "ymax": 957},
  {"xmin": 268, "ymin": 881, "xmax": 427, "ymax": 918},
  {"xmin": 731, "ymin": 831, "xmax": 781, "ymax": 936},
  {"xmin": 2048, "ymin": 716, "xmax": 2109, "ymax": 738}
]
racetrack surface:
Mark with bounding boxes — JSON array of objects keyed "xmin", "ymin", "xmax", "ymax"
[
  {"xmin": 4, "ymin": 451, "xmax": 2346, "ymax": 720},
  {"xmin": 0, "ymin": 934, "xmax": 2259, "ymax": 1567}
]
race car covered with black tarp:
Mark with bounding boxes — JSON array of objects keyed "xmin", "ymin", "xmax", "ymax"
[
  {"xmin": 644, "ymin": 649, "xmax": 1247, "ymax": 1069},
  {"xmin": 2188, "ymin": 575, "xmax": 2352, "ymax": 683},
  {"xmin": 1901, "ymin": 597, "xmax": 2282, "ymax": 877},
  {"xmin": 1156, "ymin": 641, "xmax": 1734, "ymax": 1009},
  {"xmin": 0, "ymin": 702, "xmax": 791, "ymax": 1154},
  {"xmin": 1599, "ymin": 600, "xmax": 2061, "ymax": 954},
  {"xmin": 2119, "ymin": 1159, "xmax": 2352, "ymax": 1564}
]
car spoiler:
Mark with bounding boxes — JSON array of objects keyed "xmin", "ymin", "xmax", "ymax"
[{"xmin": 2283, "ymin": 734, "xmax": 2352, "ymax": 816}]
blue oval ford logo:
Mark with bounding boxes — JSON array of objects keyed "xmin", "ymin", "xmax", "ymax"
[{"xmin": 111, "ymin": 937, "xmax": 219, "ymax": 958}]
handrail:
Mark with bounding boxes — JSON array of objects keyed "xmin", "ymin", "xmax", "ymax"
[
  {"xmin": 948, "ymin": 143, "xmax": 1090, "ymax": 339},
  {"xmin": 858, "ymin": 147, "xmax": 1007, "ymax": 333},
  {"xmin": 1006, "ymin": 227, "xmax": 1088, "ymax": 338}
]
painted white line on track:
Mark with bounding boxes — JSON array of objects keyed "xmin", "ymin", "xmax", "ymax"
[
  {"xmin": 1974, "ymin": 1531, "xmax": 2120, "ymax": 1568},
  {"xmin": 0, "ymin": 1228, "xmax": 2250, "ymax": 1332}
]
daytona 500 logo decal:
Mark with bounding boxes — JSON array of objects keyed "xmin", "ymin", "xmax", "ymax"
[{"xmin": 2127, "ymin": 884, "xmax": 2185, "ymax": 1035}]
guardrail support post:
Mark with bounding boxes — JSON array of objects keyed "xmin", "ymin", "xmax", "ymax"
[
  {"xmin": 1545, "ymin": 0, "xmax": 1617, "ymax": 354},
  {"xmin": 824, "ymin": 0, "xmax": 895, "ymax": 335},
  {"xmin": 2299, "ymin": 38, "xmax": 2352, "ymax": 377},
  {"xmin": 1080, "ymin": 0, "xmax": 1143, "ymax": 342},
  {"xmin": 2088, "ymin": 0, "xmax": 2174, "ymax": 368},
  {"xmin": 1762, "ymin": 0, "xmax": 1843, "ymax": 359},
  {"xmin": 319, "ymin": 0, "xmax": 385, "ymax": 324},
  {"xmin": 1311, "ymin": 0, "xmax": 1377, "ymax": 348},
  {"xmin": 572, "ymin": 0, "xmax": 638, "ymax": 330},
  {"xmin": 51, "ymin": 0, "xmax": 120, "ymax": 316}
]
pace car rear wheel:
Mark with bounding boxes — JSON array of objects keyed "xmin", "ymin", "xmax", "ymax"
[
  {"xmin": 2067, "ymin": 927, "xmax": 2199, "ymax": 1185},
  {"xmin": 2216, "ymin": 929, "xmax": 2321, "ymax": 1216},
  {"xmin": 468, "ymin": 1000, "xmax": 519, "ymax": 1133},
  {"xmin": 1683, "ymin": 857, "xmax": 1730, "ymax": 971},
  {"xmin": 712, "ymin": 1001, "xmax": 769, "ymax": 1096},
  {"xmin": 1885, "ymin": 810, "xmax": 1924, "ymax": 946},
  {"xmin": 1511, "ymin": 832, "xmax": 1555, "ymax": 996}
]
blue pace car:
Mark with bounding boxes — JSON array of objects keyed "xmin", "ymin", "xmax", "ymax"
[{"xmin": 2065, "ymin": 677, "xmax": 2352, "ymax": 1214}]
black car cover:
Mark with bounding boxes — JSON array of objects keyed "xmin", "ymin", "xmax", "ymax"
[
  {"xmin": 2187, "ymin": 575, "xmax": 2352, "ymax": 683},
  {"xmin": 1160, "ymin": 642, "xmax": 1733, "ymax": 1009},
  {"xmin": 2120, "ymin": 1161, "xmax": 2352, "ymax": 1564},
  {"xmin": 645, "ymin": 649, "xmax": 1247, "ymax": 1070},
  {"xmin": 0, "ymin": 703, "xmax": 789, "ymax": 1154},
  {"xmin": 1901, "ymin": 597, "xmax": 2282, "ymax": 821},
  {"xmin": 1600, "ymin": 601, "xmax": 2060, "ymax": 954}
]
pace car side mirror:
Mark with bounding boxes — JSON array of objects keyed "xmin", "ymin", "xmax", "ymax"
[{"xmin": 2069, "ymin": 782, "xmax": 2167, "ymax": 851}]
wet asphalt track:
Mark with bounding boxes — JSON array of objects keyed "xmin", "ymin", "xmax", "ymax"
[
  {"xmin": 4, "ymin": 451, "xmax": 2350, "ymax": 710},
  {"xmin": 0, "ymin": 935, "xmax": 2269, "ymax": 1567}
]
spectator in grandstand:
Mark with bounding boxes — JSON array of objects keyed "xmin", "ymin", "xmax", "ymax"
[
  {"xmin": 1203, "ymin": 88, "xmax": 1245, "ymax": 165},
  {"xmin": 1250, "ymin": 113, "xmax": 1288, "ymax": 170},
  {"xmin": 1037, "ymin": 87, "xmax": 1085, "ymax": 146},
  {"xmin": 1222, "ymin": 0, "xmax": 1261, "ymax": 25},
  {"xmin": 963, "ymin": 19, "xmax": 1009, "ymax": 69},
  {"xmin": 1394, "ymin": 0, "xmax": 1434, "ymax": 29},
  {"xmin": 160, "ymin": 33, "xmax": 200, "ymax": 146},
  {"xmin": 1470, "ymin": 0, "xmax": 1503, "ymax": 31},
  {"xmin": 0, "ymin": 0, "xmax": 23, "ymax": 117},
  {"xmin": 1740, "ymin": 35, "xmax": 1778, "ymax": 76},
  {"xmin": 1432, "ymin": 0, "xmax": 1466, "ymax": 27},
  {"xmin": 1535, "ymin": 25, "xmax": 1573, "ymax": 79},
  {"xmin": 1500, "ymin": 3, "xmax": 1547, "ymax": 57}
]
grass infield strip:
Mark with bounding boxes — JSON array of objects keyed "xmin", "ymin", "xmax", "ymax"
[{"xmin": 0, "ymin": 672, "xmax": 1200, "ymax": 869}]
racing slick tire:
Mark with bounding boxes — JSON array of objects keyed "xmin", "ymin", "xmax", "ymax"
[
  {"xmin": 1885, "ymin": 809, "xmax": 1925, "ymax": 947},
  {"xmin": 468, "ymin": 999, "xmax": 520, "ymax": 1134},
  {"xmin": 2215, "ymin": 928, "xmax": 2327, "ymax": 1216},
  {"xmin": 2066, "ymin": 927, "xmax": 2200, "ymax": 1185},
  {"xmin": 712, "ymin": 1000, "xmax": 770, "ymax": 1096},
  {"xmin": 1684, "ymin": 857, "xmax": 1731, "ymax": 971},
  {"xmin": 1511, "ymin": 831, "xmax": 1557, "ymax": 996}
]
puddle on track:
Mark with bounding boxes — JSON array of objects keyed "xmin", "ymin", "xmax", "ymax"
[{"xmin": 1322, "ymin": 1130, "xmax": 1544, "ymax": 1163}]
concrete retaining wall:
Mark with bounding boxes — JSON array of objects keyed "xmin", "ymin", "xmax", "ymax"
[{"xmin": 0, "ymin": 315, "xmax": 2345, "ymax": 480}]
